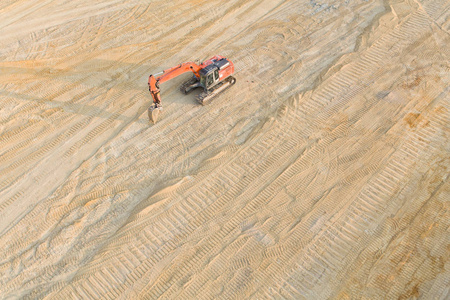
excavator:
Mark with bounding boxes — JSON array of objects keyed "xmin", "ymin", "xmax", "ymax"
[{"xmin": 147, "ymin": 55, "xmax": 236, "ymax": 123}]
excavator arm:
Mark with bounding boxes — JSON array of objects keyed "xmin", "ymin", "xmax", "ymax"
[{"xmin": 148, "ymin": 62, "xmax": 202, "ymax": 106}]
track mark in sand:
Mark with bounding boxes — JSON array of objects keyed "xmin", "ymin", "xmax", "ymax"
[
  {"xmin": 2, "ymin": 0, "xmax": 449, "ymax": 298},
  {"xmin": 278, "ymin": 100, "xmax": 448, "ymax": 297},
  {"xmin": 135, "ymin": 104, "xmax": 361, "ymax": 298},
  {"xmin": 0, "ymin": 191, "xmax": 23, "ymax": 214},
  {"xmin": 0, "ymin": 41, "xmax": 158, "ymax": 226},
  {"xmin": 47, "ymin": 5, "xmax": 446, "ymax": 295},
  {"xmin": 419, "ymin": 0, "xmax": 450, "ymax": 26},
  {"xmin": 247, "ymin": 9, "xmax": 449, "ymax": 299},
  {"xmin": 49, "ymin": 98, "xmax": 306, "ymax": 298},
  {"xmin": 148, "ymin": 6, "xmax": 448, "ymax": 300},
  {"xmin": 0, "ymin": 0, "xmax": 54, "ymax": 31}
]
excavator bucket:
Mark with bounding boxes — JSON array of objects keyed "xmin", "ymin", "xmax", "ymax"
[{"xmin": 148, "ymin": 105, "xmax": 162, "ymax": 124}]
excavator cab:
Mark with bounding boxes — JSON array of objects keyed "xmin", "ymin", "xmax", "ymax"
[{"xmin": 199, "ymin": 66, "xmax": 220, "ymax": 90}]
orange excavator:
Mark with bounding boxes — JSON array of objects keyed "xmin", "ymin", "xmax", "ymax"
[{"xmin": 148, "ymin": 55, "xmax": 235, "ymax": 123}]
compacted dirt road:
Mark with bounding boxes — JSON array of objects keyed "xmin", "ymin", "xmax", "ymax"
[{"xmin": 0, "ymin": 0, "xmax": 449, "ymax": 299}]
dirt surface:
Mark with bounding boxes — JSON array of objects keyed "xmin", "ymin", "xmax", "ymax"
[{"xmin": 1, "ymin": 0, "xmax": 449, "ymax": 299}]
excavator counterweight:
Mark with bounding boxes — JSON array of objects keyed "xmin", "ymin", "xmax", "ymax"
[{"xmin": 147, "ymin": 55, "xmax": 235, "ymax": 123}]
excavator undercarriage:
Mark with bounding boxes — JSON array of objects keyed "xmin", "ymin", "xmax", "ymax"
[{"xmin": 196, "ymin": 76, "xmax": 236, "ymax": 106}]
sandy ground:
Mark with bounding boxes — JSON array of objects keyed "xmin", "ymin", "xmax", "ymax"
[{"xmin": 0, "ymin": 0, "xmax": 449, "ymax": 299}]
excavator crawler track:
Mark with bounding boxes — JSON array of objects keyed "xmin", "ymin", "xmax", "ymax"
[
  {"xmin": 180, "ymin": 77, "xmax": 198, "ymax": 94},
  {"xmin": 197, "ymin": 76, "xmax": 236, "ymax": 106}
]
